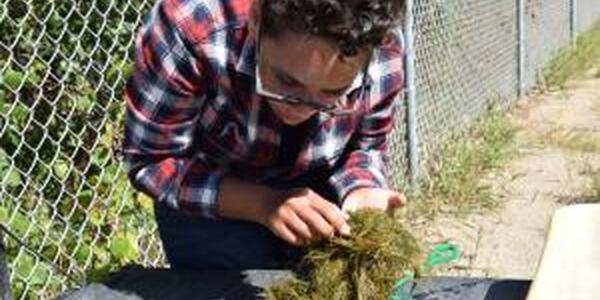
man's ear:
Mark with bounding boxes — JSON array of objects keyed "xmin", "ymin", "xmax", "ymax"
[{"xmin": 248, "ymin": 0, "xmax": 263, "ymax": 38}]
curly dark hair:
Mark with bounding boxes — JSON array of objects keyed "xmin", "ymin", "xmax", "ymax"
[{"xmin": 260, "ymin": 0, "xmax": 405, "ymax": 57}]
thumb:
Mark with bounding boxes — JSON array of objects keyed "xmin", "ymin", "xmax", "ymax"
[
  {"xmin": 342, "ymin": 197, "xmax": 359, "ymax": 213},
  {"xmin": 388, "ymin": 193, "xmax": 406, "ymax": 209}
]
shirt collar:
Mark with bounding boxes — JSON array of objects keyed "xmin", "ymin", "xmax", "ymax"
[{"xmin": 235, "ymin": 31, "xmax": 257, "ymax": 76}]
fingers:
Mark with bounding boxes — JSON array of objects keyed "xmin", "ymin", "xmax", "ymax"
[
  {"xmin": 273, "ymin": 221, "xmax": 303, "ymax": 246},
  {"xmin": 271, "ymin": 188, "xmax": 407, "ymax": 247},
  {"xmin": 342, "ymin": 189, "xmax": 407, "ymax": 213},
  {"xmin": 284, "ymin": 210, "xmax": 314, "ymax": 241},
  {"xmin": 311, "ymin": 197, "xmax": 351, "ymax": 236},
  {"xmin": 267, "ymin": 188, "xmax": 353, "ymax": 246},
  {"xmin": 295, "ymin": 207, "xmax": 336, "ymax": 239}
]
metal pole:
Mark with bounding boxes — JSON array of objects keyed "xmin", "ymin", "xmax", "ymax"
[
  {"xmin": 570, "ymin": 0, "xmax": 577, "ymax": 47},
  {"xmin": 517, "ymin": 0, "xmax": 525, "ymax": 97},
  {"xmin": 404, "ymin": 0, "xmax": 419, "ymax": 186}
]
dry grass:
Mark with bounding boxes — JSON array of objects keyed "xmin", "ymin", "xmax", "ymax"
[
  {"xmin": 540, "ymin": 128, "xmax": 600, "ymax": 153},
  {"xmin": 589, "ymin": 169, "xmax": 600, "ymax": 203}
]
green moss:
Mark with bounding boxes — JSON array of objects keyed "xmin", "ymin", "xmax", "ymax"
[{"xmin": 265, "ymin": 210, "xmax": 423, "ymax": 300}]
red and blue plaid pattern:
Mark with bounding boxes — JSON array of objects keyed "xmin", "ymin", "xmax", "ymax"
[{"xmin": 123, "ymin": 0, "xmax": 405, "ymax": 218}]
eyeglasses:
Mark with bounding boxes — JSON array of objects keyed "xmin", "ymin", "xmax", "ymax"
[
  {"xmin": 255, "ymin": 67, "xmax": 369, "ymax": 115},
  {"xmin": 254, "ymin": 26, "xmax": 371, "ymax": 116}
]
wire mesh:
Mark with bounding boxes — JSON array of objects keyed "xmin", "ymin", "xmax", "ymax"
[
  {"xmin": 410, "ymin": 0, "xmax": 518, "ymax": 170},
  {"xmin": 523, "ymin": 0, "xmax": 571, "ymax": 90},
  {"xmin": 577, "ymin": 0, "xmax": 600, "ymax": 33},
  {"xmin": 0, "ymin": 1, "xmax": 164, "ymax": 299},
  {"xmin": 389, "ymin": 87, "xmax": 409, "ymax": 190},
  {"xmin": 0, "ymin": 0, "xmax": 598, "ymax": 298}
]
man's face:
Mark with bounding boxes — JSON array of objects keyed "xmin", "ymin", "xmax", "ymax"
[{"xmin": 257, "ymin": 31, "xmax": 370, "ymax": 125}]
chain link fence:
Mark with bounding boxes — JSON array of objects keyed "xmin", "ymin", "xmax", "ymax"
[
  {"xmin": 389, "ymin": 0, "xmax": 520, "ymax": 187},
  {"xmin": 0, "ymin": 1, "xmax": 162, "ymax": 298},
  {"xmin": 414, "ymin": 0, "xmax": 518, "ymax": 158},
  {"xmin": 523, "ymin": 0, "xmax": 571, "ymax": 90},
  {"xmin": 1, "ymin": 0, "xmax": 600, "ymax": 298},
  {"xmin": 577, "ymin": 0, "xmax": 600, "ymax": 33},
  {"xmin": 389, "ymin": 0, "xmax": 600, "ymax": 185}
]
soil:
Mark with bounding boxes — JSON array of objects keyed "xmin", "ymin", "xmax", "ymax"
[{"xmin": 416, "ymin": 70, "xmax": 600, "ymax": 279}]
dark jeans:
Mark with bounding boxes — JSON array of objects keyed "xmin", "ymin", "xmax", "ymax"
[
  {"xmin": 155, "ymin": 166, "xmax": 337, "ymax": 270},
  {"xmin": 155, "ymin": 202, "xmax": 302, "ymax": 270}
]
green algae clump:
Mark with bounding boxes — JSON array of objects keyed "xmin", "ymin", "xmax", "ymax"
[{"xmin": 265, "ymin": 209, "xmax": 423, "ymax": 300}]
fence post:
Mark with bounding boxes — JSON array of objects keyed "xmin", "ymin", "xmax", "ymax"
[
  {"xmin": 570, "ymin": 0, "xmax": 577, "ymax": 46},
  {"xmin": 517, "ymin": 0, "xmax": 525, "ymax": 97},
  {"xmin": 404, "ymin": 0, "xmax": 419, "ymax": 187}
]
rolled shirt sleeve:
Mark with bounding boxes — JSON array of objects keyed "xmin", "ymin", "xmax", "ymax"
[
  {"xmin": 328, "ymin": 45, "xmax": 404, "ymax": 204},
  {"xmin": 328, "ymin": 91, "xmax": 398, "ymax": 203}
]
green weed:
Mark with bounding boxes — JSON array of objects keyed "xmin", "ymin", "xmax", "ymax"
[
  {"xmin": 544, "ymin": 20, "xmax": 600, "ymax": 87},
  {"xmin": 408, "ymin": 106, "xmax": 516, "ymax": 218}
]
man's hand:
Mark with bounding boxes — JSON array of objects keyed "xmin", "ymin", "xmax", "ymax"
[
  {"xmin": 258, "ymin": 188, "xmax": 351, "ymax": 246},
  {"xmin": 341, "ymin": 187, "xmax": 406, "ymax": 213}
]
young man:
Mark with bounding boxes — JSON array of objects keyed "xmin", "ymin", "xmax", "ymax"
[{"xmin": 123, "ymin": 0, "xmax": 406, "ymax": 270}]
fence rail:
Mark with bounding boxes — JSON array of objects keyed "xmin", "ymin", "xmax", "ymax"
[{"xmin": 1, "ymin": 0, "xmax": 600, "ymax": 298}]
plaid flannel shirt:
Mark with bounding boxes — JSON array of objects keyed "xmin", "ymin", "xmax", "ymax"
[{"xmin": 123, "ymin": 0, "xmax": 405, "ymax": 219}]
